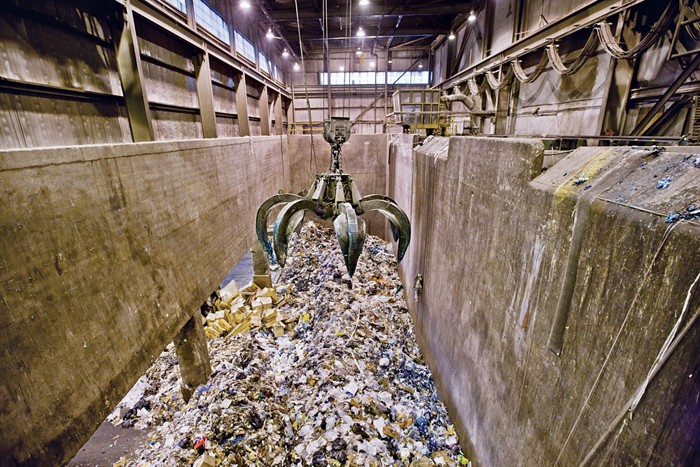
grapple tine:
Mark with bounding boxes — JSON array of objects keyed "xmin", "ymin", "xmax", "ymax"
[
  {"xmin": 273, "ymin": 198, "xmax": 316, "ymax": 266},
  {"xmin": 359, "ymin": 197, "xmax": 411, "ymax": 262},
  {"xmin": 287, "ymin": 210, "xmax": 306, "ymax": 238},
  {"xmin": 256, "ymin": 194, "xmax": 302, "ymax": 259},
  {"xmin": 333, "ymin": 202, "xmax": 366, "ymax": 276},
  {"xmin": 361, "ymin": 194, "xmax": 400, "ymax": 241}
]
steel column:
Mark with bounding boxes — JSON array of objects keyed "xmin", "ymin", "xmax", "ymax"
[
  {"xmin": 260, "ymin": 85, "xmax": 271, "ymax": 136},
  {"xmin": 113, "ymin": 2, "xmax": 154, "ymax": 142},
  {"xmin": 195, "ymin": 46, "xmax": 218, "ymax": 138},
  {"xmin": 273, "ymin": 93, "xmax": 284, "ymax": 135},
  {"xmin": 236, "ymin": 73, "xmax": 251, "ymax": 137}
]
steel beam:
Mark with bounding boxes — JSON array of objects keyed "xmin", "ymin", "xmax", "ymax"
[
  {"xmin": 269, "ymin": 3, "xmax": 470, "ymax": 21},
  {"xmin": 631, "ymin": 52, "xmax": 700, "ymax": 136},
  {"xmin": 438, "ymin": 0, "xmax": 649, "ymax": 88},
  {"xmin": 113, "ymin": 3, "xmax": 154, "ymax": 142},
  {"xmin": 122, "ymin": 0, "xmax": 291, "ymax": 98},
  {"xmin": 195, "ymin": 47, "xmax": 218, "ymax": 138},
  {"xmin": 306, "ymin": 29, "xmax": 446, "ymax": 41}
]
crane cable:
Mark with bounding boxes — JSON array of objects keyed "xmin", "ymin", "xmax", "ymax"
[
  {"xmin": 323, "ymin": 0, "xmax": 331, "ymax": 120},
  {"xmin": 293, "ymin": 0, "xmax": 318, "ymax": 174}
]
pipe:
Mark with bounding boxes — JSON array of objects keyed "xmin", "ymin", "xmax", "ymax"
[{"xmin": 440, "ymin": 86, "xmax": 476, "ymax": 110}]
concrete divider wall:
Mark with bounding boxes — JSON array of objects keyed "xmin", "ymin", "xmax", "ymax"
[
  {"xmin": 0, "ymin": 136, "xmax": 290, "ymax": 465},
  {"xmin": 389, "ymin": 136, "xmax": 700, "ymax": 465}
]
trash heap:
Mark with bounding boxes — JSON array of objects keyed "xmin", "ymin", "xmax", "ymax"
[{"xmin": 118, "ymin": 223, "xmax": 468, "ymax": 466}]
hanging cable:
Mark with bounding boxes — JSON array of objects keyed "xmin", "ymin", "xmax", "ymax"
[
  {"xmin": 467, "ymin": 78, "xmax": 480, "ymax": 95},
  {"xmin": 597, "ymin": 1, "xmax": 678, "ymax": 59},
  {"xmin": 293, "ymin": 0, "xmax": 318, "ymax": 173},
  {"xmin": 512, "ymin": 49, "xmax": 549, "ymax": 83},
  {"xmin": 485, "ymin": 65, "xmax": 514, "ymax": 89},
  {"xmin": 546, "ymin": 29, "xmax": 600, "ymax": 75}
]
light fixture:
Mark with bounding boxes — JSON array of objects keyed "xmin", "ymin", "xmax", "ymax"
[
  {"xmin": 359, "ymin": 0, "xmax": 369, "ymax": 5},
  {"xmin": 370, "ymin": 61, "xmax": 375, "ymax": 68},
  {"xmin": 282, "ymin": 48, "xmax": 289, "ymax": 58},
  {"xmin": 448, "ymin": 31, "xmax": 455, "ymax": 40},
  {"xmin": 355, "ymin": 48, "xmax": 363, "ymax": 56},
  {"xmin": 468, "ymin": 10, "xmax": 476, "ymax": 22},
  {"xmin": 293, "ymin": 62, "xmax": 300, "ymax": 71},
  {"xmin": 340, "ymin": 65, "xmax": 345, "ymax": 71},
  {"xmin": 266, "ymin": 28, "xmax": 274, "ymax": 39},
  {"xmin": 387, "ymin": 59, "xmax": 392, "ymax": 63},
  {"xmin": 418, "ymin": 62, "xmax": 423, "ymax": 69},
  {"xmin": 240, "ymin": 1, "xmax": 251, "ymax": 9},
  {"xmin": 356, "ymin": 27, "xmax": 365, "ymax": 38}
]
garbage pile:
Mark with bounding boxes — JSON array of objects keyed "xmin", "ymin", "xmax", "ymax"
[{"xmin": 117, "ymin": 223, "xmax": 468, "ymax": 466}]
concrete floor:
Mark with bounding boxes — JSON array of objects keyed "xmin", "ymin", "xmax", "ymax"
[{"xmin": 66, "ymin": 422, "xmax": 147, "ymax": 466}]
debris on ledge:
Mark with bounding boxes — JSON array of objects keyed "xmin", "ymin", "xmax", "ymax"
[{"xmin": 113, "ymin": 223, "xmax": 468, "ymax": 466}]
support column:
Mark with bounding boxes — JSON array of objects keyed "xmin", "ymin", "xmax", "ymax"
[
  {"xmin": 113, "ymin": 2, "xmax": 154, "ymax": 142},
  {"xmin": 236, "ymin": 72, "xmax": 251, "ymax": 136},
  {"xmin": 288, "ymin": 86, "xmax": 296, "ymax": 133},
  {"xmin": 185, "ymin": 0, "xmax": 196, "ymax": 29},
  {"xmin": 494, "ymin": 75, "xmax": 512, "ymax": 134},
  {"xmin": 173, "ymin": 312, "xmax": 211, "ymax": 402},
  {"xmin": 195, "ymin": 46, "xmax": 218, "ymax": 138},
  {"xmin": 260, "ymin": 85, "xmax": 271, "ymax": 136},
  {"xmin": 274, "ymin": 93, "xmax": 284, "ymax": 135}
]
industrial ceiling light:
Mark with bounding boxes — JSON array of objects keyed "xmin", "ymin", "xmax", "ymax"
[
  {"xmin": 468, "ymin": 10, "xmax": 476, "ymax": 22},
  {"xmin": 240, "ymin": 1, "xmax": 251, "ymax": 9},
  {"xmin": 355, "ymin": 48, "xmax": 363, "ymax": 56},
  {"xmin": 418, "ymin": 62, "xmax": 423, "ymax": 68},
  {"xmin": 293, "ymin": 62, "xmax": 300, "ymax": 71},
  {"xmin": 340, "ymin": 65, "xmax": 345, "ymax": 71},
  {"xmin": 370, "ymin": 61, "xmax": 375, "ymax": 68},
  {"xmin": 266, "ymin": 28, "xmax": 274, "ymax": 39},
  {"xmin": 282, "ymin": 48, "xmax": 289, "ymax": 58},
  {"xmin": 356, "ymin": 27, "xmax": 365, "ymax": 37},
  {"xmin": 448, "ymin": 31, "xmax": 455, "ymax": 40},
  {"xmin": 359, "ymin": 0, "xmax": 369, "ymax": 5}
]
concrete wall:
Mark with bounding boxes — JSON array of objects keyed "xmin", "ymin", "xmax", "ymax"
[
  {"xmin": 0, "ymin": 136, "xmax": 290, "ymax": 465},
  {"xmin": 389, "ymin": 135, "xmax": 700, "ymax": 465}
]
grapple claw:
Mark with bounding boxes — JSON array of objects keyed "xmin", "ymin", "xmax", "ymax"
[
  {"xmin": 361, "ymin": 194, "xmax": 401, "ymax": 241},
  {"xmin": 273, "ymin": 198, "xmax": 316, "ymax": 266},
  {"xmin": 333, "ymin": 202, "xmax": 366, "ymax": 277},
  {"xmin": 256, "ymin": 194, "xmax": 303, "ymax": 259},
  {"xmin": 255, "ymin": 118, "xmax": 411, "ymax": 277},
  {"xmin": 359, "ymin": 197, "xmax": 411, "ymax": 262}
]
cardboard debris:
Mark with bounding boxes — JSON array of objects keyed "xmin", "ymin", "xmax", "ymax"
[{"xmin": 118, "ymin": 223, "xmax": 467, "ymax": 466}]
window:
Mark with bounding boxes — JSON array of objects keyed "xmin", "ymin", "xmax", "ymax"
[
  {"xmin": 193, "ymin": 0, "xmax": 230, "ymax": 44},
  {"xmin": 163, "ymin": 0, "xmax": 186, "ymax": 13},
  {"xmin": 235, "ymin": 31, "xmax": 256, "ymax": 63},
  {"xmin": 259, "ymin": 52, "xmax": 270, "ymax": 74},
  {"xmin": 386, "ymin": 71, "xmax": 431, "ymax": 85},
  {"xmin": 319, "ymin": 71, "xmax": 431, "ymax": 86},
  {"xmin": 273, "ymin": 65, "xmax": 280, "ymax": 81}
]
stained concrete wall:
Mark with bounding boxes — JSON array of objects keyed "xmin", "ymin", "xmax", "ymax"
[
  {"xmin": 389, "ymin": 135, "xmax": 700, "ymax": 465},
  {"xmin": 287, "ymin": 134, "xmax": 391, "ymax": 236},
  {"xmin": 0, "ymin": 136, "xmax": 290, "ymax": 465}
]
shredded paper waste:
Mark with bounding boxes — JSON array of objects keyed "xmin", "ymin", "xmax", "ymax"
[{"xmin": 110, "ymin": 223, "xmax": 468, "ymax": 466}]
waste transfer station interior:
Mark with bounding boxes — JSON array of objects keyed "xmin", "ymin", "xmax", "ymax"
[{"xmin": 1, "ymin": 0, "xmax": 699, "ymax": 465}]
